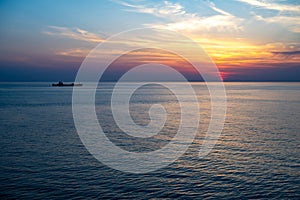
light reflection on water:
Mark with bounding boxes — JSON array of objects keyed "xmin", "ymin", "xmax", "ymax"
[{"xmin": 0, "ymin": 82, "xmax": 299, "ymax": 199}]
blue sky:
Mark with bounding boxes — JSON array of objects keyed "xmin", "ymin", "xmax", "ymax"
[{"xmin": 0, "ymin": 0, "xmax": 299, "ymax": 81}]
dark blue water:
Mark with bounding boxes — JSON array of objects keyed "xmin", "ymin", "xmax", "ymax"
[{"xmin": 0, "ymin": 82, "xmax": 299, "ymax": 199}]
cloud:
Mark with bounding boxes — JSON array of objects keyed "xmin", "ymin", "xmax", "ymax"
[
  {"xmin": 43, "ymin": 26, "xmax": 105, "ymax": 43},
  {"xmin": 115, "ymin": 0, "xmax": 243, "ymax": 32},
  {"xmin": 272, "ymin": 50, "xmax": 300, "ymax": 59},
  {"xmin": 236, "ymin": 0, "xmax": 300, "ymax": 13},
  {"xmin": 115, "ymin": 0, "xmax": 189, "ymax": 19},
  {"xmin": 240, "ymin": 0, "xmax": 300, "ymax": 33},
  {"xmin": 254, "ymin": 15, "xmax": 300, "ymax": 33},
  {"xmin": 272, "ymin": 50, "xmax": 300, "ymax": 55},
  {"xmin": 148, "ymin": 15, "xmax": 242, "ymax": 33},
  {"xmin": 55, "ymin": 48, "xmax": 91, "ymax": 57},
  {"xmin": 208, "ymin": 1, "xmax": 232, "ymax": 16}
]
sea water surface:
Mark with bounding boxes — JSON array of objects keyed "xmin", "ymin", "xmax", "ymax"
[{"xmin": 0, "ymin": 82, "xmax": 299, "ymax": 199}]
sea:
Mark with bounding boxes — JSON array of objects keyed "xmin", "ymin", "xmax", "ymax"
[{"xmin": 0, "ymin": 82, "xmax": 299, "ymax": 199}]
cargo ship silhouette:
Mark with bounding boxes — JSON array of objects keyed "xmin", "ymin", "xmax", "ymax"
[{"xmin": 52, "ymin": 81, "xmax": 82, "ymax": 87}]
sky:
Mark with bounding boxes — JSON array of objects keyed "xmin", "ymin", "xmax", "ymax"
[{"xmin": 0, "ymin": 0, "xmax": 299, "ymax": 81}]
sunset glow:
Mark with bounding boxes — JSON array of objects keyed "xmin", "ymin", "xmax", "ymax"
[{"xmin": 0, "ymin": 0, "xmax": 299, "ymax": 81}]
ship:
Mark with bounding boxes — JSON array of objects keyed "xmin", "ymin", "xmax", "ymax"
[{"xmin": 52, "ymin": 81, "xmax": 82, "ymax": 87}]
